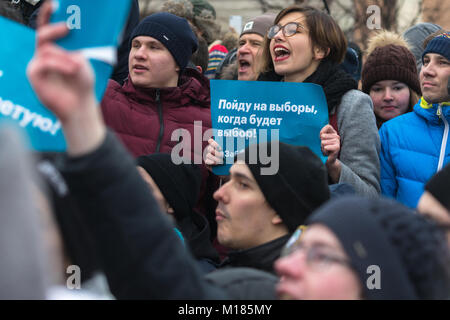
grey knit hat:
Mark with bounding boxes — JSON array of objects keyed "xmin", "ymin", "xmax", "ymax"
[
  {"xmin": 241, "ymin": 13, "xmax": 276, "ymax": 38},
  {"xmin": 403, "ymin": 23, "xmax": 442, "ymax": 71}
]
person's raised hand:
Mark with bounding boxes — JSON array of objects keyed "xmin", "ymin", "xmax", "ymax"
[{"xmin": 320, "ymin": 124, "xmax": 342, "ymax": 182}]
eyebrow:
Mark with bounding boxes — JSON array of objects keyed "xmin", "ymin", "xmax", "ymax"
[{"xmin": 230, "ymin": 171, "xmax": 254, "ymax": 183}]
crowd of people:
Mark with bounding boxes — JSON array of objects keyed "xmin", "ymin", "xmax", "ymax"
[{"xmin": 1, "ymin": 0, "xmax": 450, "ymax": 300}]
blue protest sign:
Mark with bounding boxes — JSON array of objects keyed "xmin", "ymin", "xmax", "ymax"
[
  {"xmin": 0, "ymin": 0, "xmax": 131, "ymax": 151},
  {"xmin": 210, "ymin": 80, "xmax": 329, "ymax": 176}
]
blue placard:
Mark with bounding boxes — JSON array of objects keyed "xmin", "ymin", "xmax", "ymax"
[
  {"xmin": 210, "ymin": 80, "xmax": 329, "ymax": 176},
  {"xmin": 0, "ymin": 0, "xmax": 131, "ymax": 151}
]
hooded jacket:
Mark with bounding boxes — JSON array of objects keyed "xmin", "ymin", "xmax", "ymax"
[
  {"xmin": 380, "ymin": 98, "xmax": 450, "ymax": 208},
  {"xmin": 101, "ymin": 67, "xmax": 212, "ymax": 161}
]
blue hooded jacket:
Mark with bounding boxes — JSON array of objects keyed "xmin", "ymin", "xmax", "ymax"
[{"xmin": 379, "ymin": 98, "xmax": 450, "ymax": 208}]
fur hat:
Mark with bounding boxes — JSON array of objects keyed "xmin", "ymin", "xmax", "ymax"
[
  {"xmin": 307, "ymin": 196, "xmax": 450, "ymax": 299},
  {"xmin": 130, "ymin": 12, "xmax": 198, "ymax": 70},
  {"xmin": 362, "ymin": 31, "xmax": 421, "ymax": 94}
]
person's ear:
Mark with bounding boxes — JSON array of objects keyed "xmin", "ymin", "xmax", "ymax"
[
  {"xmin": 272, "ymin": 214, "xmax": 284, "ymax": 225},
  {"xmin": 313, "ymin": 46, "xmax": 329, "ymax": 60},
  {"xmin": 167, "ymin": 206, "xmax": 175, "ymax": 215}
]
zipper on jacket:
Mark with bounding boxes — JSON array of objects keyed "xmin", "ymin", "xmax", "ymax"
[
  {"xmin": 437, "ymin": 104, "xmax": 449, "ymax": 172},
  {"xmin": 155, "ymin": 89, "xmax": 164, "ymax": 153}
]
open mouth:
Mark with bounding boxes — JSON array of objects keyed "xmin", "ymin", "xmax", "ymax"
[
  {"xmin": 273, "ymin": 46, "xmax": 290, "ymax": 62},
  {"xmin": 133, "ymin": 64, "xmax": 149, "ymax": 72},
  {"xmin": 238, "ymin": 59, "xmax": 251, "ymax": 73}
]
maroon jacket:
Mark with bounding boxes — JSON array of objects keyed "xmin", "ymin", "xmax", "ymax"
[
  {"xmin": 101, "ymin": 68, "xmax": 218, "ymax": 233},
  {"xmin": 101, "ymin": 68, "xmax": 212, "ymax": 161}
]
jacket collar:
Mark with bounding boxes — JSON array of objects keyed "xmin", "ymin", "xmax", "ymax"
[
  {"xmin": 414, "ymin": 97, "xmax": 450, "ymax": 124},
  {"xmin": 221, "ymin": 234, "xmax": 290, "ymax": 274}
]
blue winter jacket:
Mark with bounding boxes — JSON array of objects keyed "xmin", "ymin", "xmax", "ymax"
[{"xmin": 379, "ymin": 98, "xmax": 450, "ymax": 208}]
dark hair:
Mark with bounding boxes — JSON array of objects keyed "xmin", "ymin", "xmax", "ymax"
[
  {"xmin": 191, "ymin": 35, "xmax": 209, "ymax": 73},
  {"xmin": 260, "ymin": 5, "xmax": 347, "ymax": 74}
]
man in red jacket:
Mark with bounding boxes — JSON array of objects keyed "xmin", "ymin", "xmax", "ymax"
[
  {"xmin": 101, "ymin": 12, "xmax": 218, "ymax": 233},
  {"xmin": 101, "ymin": 12, "xmax": 211, "ymax": 161}
]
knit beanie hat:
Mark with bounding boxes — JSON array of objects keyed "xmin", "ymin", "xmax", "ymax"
[
  {"xmin": 422, "ymin": 31, "xmax": 450, "ymax": 62},
  {"xmin": 307, "ymin": 196, "xmax": 450, "ymax": 300},
  {"xmin": 425, "ymin": 163, "xmax": 450, "ymax": 211},
  {"xmin": 241, "ymin": 13, "xmax": 276, "ymax": 38},
  {"xmin": 362, "ymin": 44, "xmax": 421, "ymax": 94},
  {"xmin": 189, "ymin": 0, "xmax": 216, "ymax": 19},
  {"xmin": 130, "ymin": 12, "xmax": 198, "ymax": 70},
  {"xmin": 136, "ymin": 153, "xmax": 202, "ymax": 221},
  {"xmin": 403, "ymin": 23, "xmax": 442, "ymax": 71},
  {"xmin": 238, "ymin": 142, "xmax": 330, "ymax": 233}
]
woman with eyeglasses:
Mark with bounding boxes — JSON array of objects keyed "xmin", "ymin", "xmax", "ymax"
[
  {"xmin": 258, "ymin": 5, "xmax": 380, "ymax": 198},
  {"xmin": 275, "ymin": 196, "xmax": 450, "ymax": 300}
]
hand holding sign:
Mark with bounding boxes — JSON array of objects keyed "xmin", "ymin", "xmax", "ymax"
[
  {"xmin": 320, "ymin": 124, "xmax": 342, "ymax": 183},
  {"xmin": 27, "ymin": 1, "xmax": 105, "ymax": 156}
]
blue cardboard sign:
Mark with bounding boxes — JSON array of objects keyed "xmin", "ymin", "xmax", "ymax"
[
  {"xmin": 0, "ymin": 0, "xmax": 131, "ymax": 151},
  {"xmin": 210, "ymin": 80, "xmax": 329, "ymax": 176}
]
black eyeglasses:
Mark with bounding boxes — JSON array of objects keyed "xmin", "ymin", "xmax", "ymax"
[{"xmin": 267, "ymin": 22, "xmax": 307, "ymax": 39}]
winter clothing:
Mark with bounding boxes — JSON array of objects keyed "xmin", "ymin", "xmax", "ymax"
[
  {"xmin": 362, "ymin": 44, "xmax": 420, "ymax": 95},
  {"xmin": 205, "ymin": 43, "xmax": 228, "ymax": 79},
  {"xmin": 136, "ymin": 153, "xmax": 220, "ymax": 268},
  {"xmin": 241, "ymin": 142, "xmax": 330, "ymax": 233},
  {"xmin": 340, "ymin": 47, "xmax": 360, "ymax": 82},
  {"xmin": 130, "ymin": 12, "xmax": 198, "ymax": 70},
  {"xmin": 111, "ymin": 0, "xmax": 140, "ymax": 85},
  {"xmin": 219, "ymin": 235, "xmax": 290, "ymax": 274},
  {"xmin": 0, "ymin": 126, "xmax": 47, "ymax": 299},
  {"xmin": 189, "ymin": 0, "xmax": 216, "ymax": 19},
  {"xmin": 422, "ymin": 32, "xmax": 450, "ymax": 61},
  {"xmin": 425, "ymin": 163, "xmax": 450, "ymax": 210},
  {"xmin": 259, "ymin": 60, "xmax": 381, "ymax": 198},
  {"xmin": 380, "ymin": 98, "xmax": 450, "ymax": 208},
  {"xmin": 403, "ymin": 22, "xmax": 442, "ymax": 71},
  {"xmin": 307, "ymin": 196, "xmax": 450, "ymax": 300},
  {"xmin": 101, "ymin": 67, "xmax": 211, "ymax": 160},
  {"xmin": 241, "ymin": 13, "xmax": 276, "ymax": 38},
  {"xmin": 136, "ymin": 153, "xmax": 201, "ymax": 221},
  {"xmin": 61, "ymin": 131, "xmax": 227, "ymax": 299},
  {"xmin": 205, "ymin": 268, "xmax": 278, "ymax": 300}
]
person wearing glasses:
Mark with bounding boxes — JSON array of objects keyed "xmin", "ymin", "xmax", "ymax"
[
  {"xmin": 259, "ymin": 5, "xmax": 380, "ymax": 198},
  {"xmin": 207, "ymin": 5, "xmax": 380, "ymax": 198},
  {"xmin": 275, "ymin": 196, "xmax": 450, "ymax": 299}
]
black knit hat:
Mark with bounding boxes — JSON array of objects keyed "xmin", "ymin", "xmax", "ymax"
[
  {"xmin": 425, "ymin": 163, "xmax": 450, "ymax": 211},
  {"xmin": 136, "ymin": 153, "xmax": 202, "ymax": 221},
  {"xmin": 130, "ymin": 12, "xmax": 198, "ymax": 70},
  {"xmin": 307, "ymin": 196, "xmax": 450, "ymax": 300},
  {"xmin": 362, "ymin": 44, "xmax": 421, "ymax": 94},
  {"xmin": 238, "ymin": 142, "xmax": 330, "ymax": 233}
]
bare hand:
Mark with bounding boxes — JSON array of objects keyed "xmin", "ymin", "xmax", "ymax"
[
  {"xmin": 205, "ymin": 138, "xmax": 224, "ymax": 171},
  {"xmin": 320, "ymin": 124, "xmax": 342, "ymax": 182}
]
